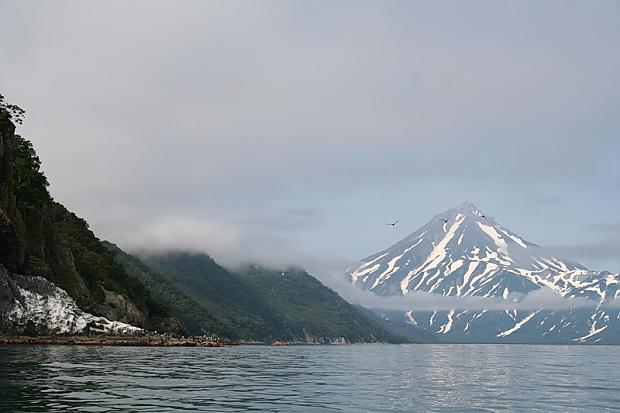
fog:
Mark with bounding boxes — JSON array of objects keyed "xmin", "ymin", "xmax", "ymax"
[{"xmin": 1, "ymin": 1, "xmax": 619, "ymax": 283}]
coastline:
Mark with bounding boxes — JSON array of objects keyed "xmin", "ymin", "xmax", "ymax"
[{"xmin": 0, "ymin": 335, "xmax": 236, "ymax": 347}]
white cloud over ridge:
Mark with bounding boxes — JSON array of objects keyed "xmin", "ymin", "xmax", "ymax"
[{"xmin": 313, "ymin": 269, "xmax": 616, "ymax": 312}]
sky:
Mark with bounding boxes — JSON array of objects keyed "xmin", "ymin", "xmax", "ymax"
[{"xmin": 1, "ymin": 0, "xmax": 619, "ymax": 280}]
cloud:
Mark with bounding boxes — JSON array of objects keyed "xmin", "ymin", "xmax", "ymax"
[
  {"xmin": 543, "ymin": 242, "xmax": 620, "ymax": 266},
  {"xmin": 264, "ymin": 262, "xmax": 610, "ymax": 312},
  {"xmin": 117, "ymin": 208, "xmax": 330, "ymax": 270},
  {"xmin": 323, "ymin": 274, "xmax": 603, "ymax": 311},
  {"xmin": 1, "ymin": 0, "xmax": 619, "ymax": 271},
  {"xmin": 588, "ymin": 222, "xmax": 620, "ymax": 234},
  {"xmin": 540, "ymin": 222, "xmax": 620, "ymax": 268},
  {"xmin": 237, "ymin": 208, "xmax": 324, "ymax": 232}
]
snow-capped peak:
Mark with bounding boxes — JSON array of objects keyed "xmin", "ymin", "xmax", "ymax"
[{"xmin": 347, "ymin": 203, "xmax": 619, "ymax": 301}]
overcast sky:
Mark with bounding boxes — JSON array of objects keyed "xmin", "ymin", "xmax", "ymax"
[{"xmin": 1, "ymin": 1, "xmax": 619, "ymax": 275}]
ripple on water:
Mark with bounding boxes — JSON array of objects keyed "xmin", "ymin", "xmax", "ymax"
[{"xmin": 0, "ymin": 344, "xmax": 619, "ymax": 412}]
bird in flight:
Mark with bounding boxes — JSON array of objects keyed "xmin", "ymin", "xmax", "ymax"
[
  {"xmin": 441, "ymin": 219, "xmax": 449, "ymax": 223},
  {"xmin": 387, "ymin": 220, "xmax": 400, "ymax": 227}
]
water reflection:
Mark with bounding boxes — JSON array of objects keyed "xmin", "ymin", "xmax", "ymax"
[{"xmin": 0, "ymin": 344, "xmax": 619, "ymax": 412}]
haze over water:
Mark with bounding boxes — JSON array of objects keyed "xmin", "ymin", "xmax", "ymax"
[{"xmin": 1, "ymin": 344, "xmax": 619, "ymax": 412}]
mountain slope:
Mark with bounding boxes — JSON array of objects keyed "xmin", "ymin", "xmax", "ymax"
[
  {"xmin": 0, "ymin": 96, "xmax": 411, "ymax": 342},
  {"xmin": 348, "ymin": 202, "xmax": 619, "ymax": 300},
  {"xmin": 345, "ymin": 202, "xmax": 620, "ymax": 344},
  {"xmin": 355, "ymin": 305, "xmax": 440, "ymax": 344},
  {"xmin": 241, "ymin": 265, "xmax": 410, "ymax": 343},
  {"xmin": 106, "ymin": 244, "xmax": 229, "ymax": 336},
  {"xmin": 0, "ymin": 97, "xmax": 181, "ymax": 335},
  {"xmin": 138, "ymin": 252, "xmax": 410, "ymax": 343}
]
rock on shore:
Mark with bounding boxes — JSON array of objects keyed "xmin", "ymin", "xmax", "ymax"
[
  {"xmin": 0, "ymin": 335, "xmax": 234, "ymax": 347},
  {"xmin": 0, "ymin": 266, "xmax": 143, "ymax": 336}
]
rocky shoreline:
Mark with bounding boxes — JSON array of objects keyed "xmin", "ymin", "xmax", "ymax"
[{"xmin": 0, "ymin": 335, "xmax": 236, "ymax": 347}]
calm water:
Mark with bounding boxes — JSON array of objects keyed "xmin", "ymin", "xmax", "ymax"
[{"xmin": 1, "ymin": 344, "xmax": 619, "ymax": 412}]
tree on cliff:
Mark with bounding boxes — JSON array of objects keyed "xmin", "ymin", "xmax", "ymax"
[{"xmin": 0, "ymin": 93, "xmax": 25, "ymax": 125}]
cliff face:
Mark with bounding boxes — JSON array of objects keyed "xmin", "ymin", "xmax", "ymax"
[
  {"xmin": 0, "ymin": 118, "xmax": 63, "ymax": 279},
  {"xmin": 0, "ymin": 119, "xmax": 20, "ymax": 271},
  {"xmin": 0, "ymin": 114, "xmax": 182, "ymax": 336},
  {"xmin": 0, "ymin": 98, "xmax": 404, "ymax": 343}
]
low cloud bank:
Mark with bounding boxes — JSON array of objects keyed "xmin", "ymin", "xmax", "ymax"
[
  {"xmin": 540, "ymin": 222, "xmax": 620, "ymax": 269},
  {"xmin": 349, "ymin": 287, "xmax": 610, "ymax": 311},
  {"xmin": 117, "ymin": 212, "xmax": 327, "ymax": 270},
  {"xmin": 239, "ymin": 257, "xmax": 615, "ymax": 312},
  {"xmin": 308, "ymin": 268, "xmax": 615, "ymax": 312},
  {"xmin": 119, "ymin": 215, "xmax": 617, "ymax": 312}
]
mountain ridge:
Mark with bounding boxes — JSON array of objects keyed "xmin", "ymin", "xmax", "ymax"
[
  {"xmin": 0, "ymin": 99, "xmax": 182, "ymax": 335},
  {"xmin": 346, "ymin": 202, "xmax": 620, "ymax": 344},
  {"xmin": 348, "ymin": 202, "xmax": 619, "ymax": 301},
  {"xmin": 1, "ymin": 95, "xmax": 415, "ymax": 343},
  {"xmin": 0, "ymin": 99, "xmax": 411, "ymax": 342},
  {"xmin": 122, "ymin": 250, "xmax": 414, "ymax": 343}
]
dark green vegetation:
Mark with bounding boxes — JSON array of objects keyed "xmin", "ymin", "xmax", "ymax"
[
  {"xmin": 107, "ymin": 245, "xmax": 229, "ymax": 337},
  {"xmin": 112, "ymin": 248, "xmax": 410, "ymax": 343},
  {"xmin": 0, "ymin": 96, "xmax": 179, "ymax": 332},
  {"xmin": 0, "ymin": 94, "xmax": 416, "ymax": 343},
  {"xmin": 0, "ymin": 94, "xmax": 25, "ymax": 125}
]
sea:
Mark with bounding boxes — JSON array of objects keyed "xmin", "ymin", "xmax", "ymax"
[{"xmin": 1, "ymin": 344, "xmax": 619, "ymax": 412}]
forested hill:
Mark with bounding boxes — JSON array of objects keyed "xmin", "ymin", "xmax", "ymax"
[
  {"xmin": 0, "ymin": 95, "xmax": 181, "ymax": 334},
  {"xmin": 112, "ymin": 247, "xmax": 412, "ymax": 343},
  {"xmin": 0, "ymin": 94, "xmax": 417, "ymax": 343}
]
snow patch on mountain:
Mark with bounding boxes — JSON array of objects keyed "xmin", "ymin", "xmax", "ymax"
[
  {"xmin": 496, "ymin": 310, "xmax": 541, "ymax": 338},
  {"xmin": 347, "ymin": 202, "xmax": 619, "ymax": 302},
  {"xmin": 345, "ymin": 202, "xmax": 620, "ymax": 343}
]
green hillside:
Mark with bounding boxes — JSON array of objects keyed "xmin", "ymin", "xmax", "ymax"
[
  {"xmin": 0, "ymin": 94, "xmax": 180, "ymax": 333},
  {"xmin": 113, "ymin": 249, "xmax": 410, "ymax": 343},
  {"xmin": 1, "ymin": 93, "xmax": 414, "ymax": 343}
]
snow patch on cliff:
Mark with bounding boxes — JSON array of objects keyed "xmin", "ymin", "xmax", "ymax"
[{"xmin": 2, "ymin": 271, "xmax": 143, "ymax": 336}]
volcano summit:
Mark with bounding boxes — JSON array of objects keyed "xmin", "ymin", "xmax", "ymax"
[{"xmin": 346, "ymin": 203, "xmax": 620, "ymax": 344}]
